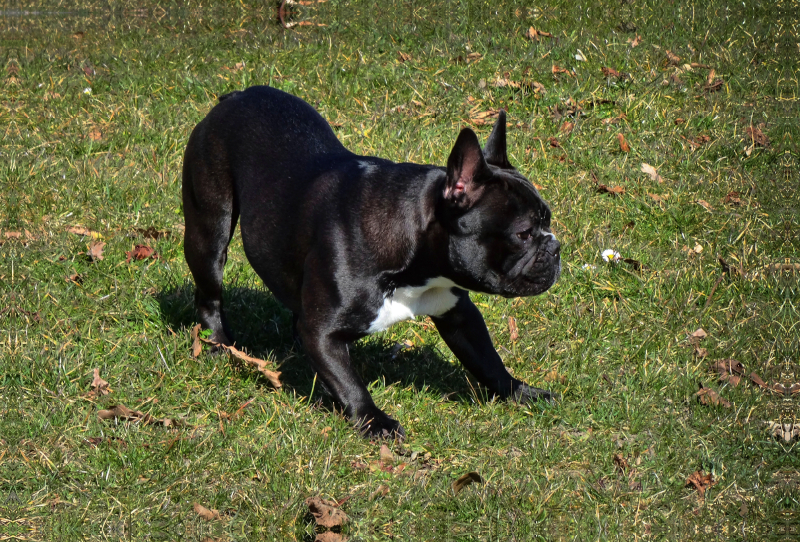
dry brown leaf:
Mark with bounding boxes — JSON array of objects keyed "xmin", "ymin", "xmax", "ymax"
[
  {"xmin": 617, "ymin": 133, "xmax": 630, "ymax": 152},
  {"xmin": 529, "ymin": 81, "xmax": 546, "ymax": 94},
  {"xmin": 126, "ymin": 244, "xmax": 157, "ymax": 263},
  {"xmin": 193, "ymin": 502, "xmax": 221, "ymax": 521},
  {"xmin": 629, "ymin": 35, "xmax": 642, "ymax": 47},
  {"xmin": 640, "ymin": 163, "xmax": 663, "ymax": 183},
  {"xmin": 397, "ymin": 51, "xmax": 412, "ymax": 62},
  {"xmin": 305, "ymin": 497, "xmax": 348, "ymax": 529},
  {"xmin": 86, "ymin": 241, "xmax": 105, "ymax": 262},
  {"xmin": 548, "ymin": 137, "xmax": 561, "ymax": 148},
  {"xmin": 665, "ymin": 50, "xmax": 681, "ymax": 66},
  {"xmin": 466, "ymin": 52, "xmax": 482, "ymax": 63},
  {"xmin": 88, "ymin": 127, "xmax": 103, "ymax": 141},
  {"xmin": 508, "ymin": 316, "xmax": 519, "ymax": 342},
  {"xmin": 559, "ymin": 121, "xmax": 574, "ymax": 134},
  {"xmin": 691, "ymin": 328, "xmax": 707, "ymax": 340},
  {"xmin": 613, "ymin": 453, "xmax": 630, "ymax": 474},
  {"xmin": 696, "ymin": 199, "xmax": 714, "ymax": 211},
  {"xmin": 696, "ymin": 383, "xmax": 731, "ymax": 408},
  {"xmin": 199, "ymin": 337, "xmax": 282, "ymax": 388},
  {"xmin": 525, "ymin": 27, "xmax": 552, "ymax": 41},
  {"xmin": 712, "ymin": 358, "xmax": 746, "ymax": 376},
  {"xmin": 86, "ymin": 368, "xmax": 111, "ymax": 398},
  {"xmin": 190, "ymin": 324, "xmax": 203, "ymax": 358},
  {"xmin": 97, "ymin": 404, "xmax": 175, "ymax": 426},
  {"xmin": 686, "ymin": 470, "xmax": 716, "ymax": 499},
  {"xmin": 452, "ymin": 471, "xmax": 482, "ymax": 496},
  {"xmin": 723, "ymin": 191, "xmax": 742, "ymax": 206},
  {"xmin": 745, "ymin": 124, "xmax": 770, "ymax": 147},
  {"xmin": 66, "ymin": 273, "xmax": 84, "ymax": 285},
  {"xmin": 597, "ymin": 184, "xmax": 625, "ymax": 196},
  {"xmin": 379, "ymin": 444, "xmax": 394, "ymax": 466},
  {"xmin": 66, "ymin": 225, "xmax": 102, "ymax": 239},
  {"xmin": 601, "ymin": 67, "xmax": 627, "ymax": 80},
  {"xmin": 552, "ymin": 64, "xmax": 572, "ymax": 77},
  {"xmin": 749, "ymin": 372, "xmax": 768, "ymax": 390}
]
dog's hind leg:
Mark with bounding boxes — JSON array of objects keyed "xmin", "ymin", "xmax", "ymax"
[{"xmin": 182, "ymin": 128, "xmax": 238, "ymax": 346}]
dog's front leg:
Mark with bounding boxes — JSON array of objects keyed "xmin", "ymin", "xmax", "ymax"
[
  {"xmin": 298, "ymin": 326, "xmax": 405, "ymax": 438},
  {"xmin": 431, "ymin": 289, "xmax": 553, "ymax": 403}
]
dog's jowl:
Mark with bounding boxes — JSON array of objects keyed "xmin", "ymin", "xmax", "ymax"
[{"xmin": 182, "ymin": 86, "xmax": 560, "ymax": 438}]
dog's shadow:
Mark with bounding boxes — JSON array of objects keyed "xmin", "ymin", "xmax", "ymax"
[{"xmin": 157, "ymin": 283, "xmax": 476, "ymax": 405}]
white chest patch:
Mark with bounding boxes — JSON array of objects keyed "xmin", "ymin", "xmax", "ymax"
[{"xmin": 368, "ymin": 277, "xmax": 459, "ymax": 333}]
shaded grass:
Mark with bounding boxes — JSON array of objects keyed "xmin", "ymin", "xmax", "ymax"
[{"xmin": 2, "ymin": 0, "xmax": 798, "ymax": 540}]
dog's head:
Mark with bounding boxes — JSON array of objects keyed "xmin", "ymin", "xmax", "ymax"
[{"xmin": 438, "ymin": 111, "xmax": 560, "ymax": 297}]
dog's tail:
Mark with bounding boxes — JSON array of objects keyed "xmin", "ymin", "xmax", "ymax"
[{"xmin": 217, "ymin": 90, "xmax": 243, "ymax": 103}]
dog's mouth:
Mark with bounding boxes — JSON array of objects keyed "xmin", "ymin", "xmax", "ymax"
[{"xmin": 500, "ymin": 237, "xmax": 561, "ymax": 297}]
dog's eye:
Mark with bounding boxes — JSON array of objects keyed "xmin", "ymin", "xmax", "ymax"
[{"xmin": 516, "ymin": 228, "xmax": 532, "ymax": 241}]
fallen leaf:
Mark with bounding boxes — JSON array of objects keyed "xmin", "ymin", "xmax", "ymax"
[
  {"xmin": 525, "ymin": 27, "xmax": 552, "ymax": 41},
  {"xmin": 66, "ymin": 273, "xmax": 84, "ymax": 285},
  {"xmin": 690, "ymin": 328, "xmax": 707, "ymax": 340},
  {"xmin": 665, "ymin": 50, "xmax": 681, "ymax": 66},
  {"xmin": 508, "ymin": 316, "xmax": 519, "ymax": 342},
  {"xmin": 86, "ymin": 368, "xmax": 111, "ymax": 398},
  {"xmin": 397, "ymin": 51, "xmax": 412, "ymax": 62},
  {"xmin": 548, "ymin": 137, "xmax": 561, "ymax": 148},
  {"xmin": 696, "ymin": 383, "xmax": 731, "ymax": 407},
  {"xmin": 199, "ymin": 337, "xmax": 282, "ymax": 388},
  {"xmin": 87, "ymin": 127, "xmax": 103, "ymax": 141},
  {"xmin": 193, "ymin": 502, "xmax": 221, "ymax": 521},
  {"xmin": 466, "ymin": 52, "xmax": 482, "ymax": 63},
  {"xmin": 190, "ymin": 324, "xmax": 203, "ymax": 358},
  {"xmin": 617, "ymin": 133, "xmax": 630, "ymax": 152},
  {"xmin": 640, "ymin": 163, "xmax": 663, "ymax": 182},
  {"xmin": 629, "ymin": 35, "xmax": 642, "ymax": 47},
  {"xmin": 723, "ymin": 191, "xmax": 742, "ymax": 206},
  {"xmin": 379, "ymin": 444, "xmax": 394, "ymax": 466},
  {"xmin": 674, "ymin": 118, "xmax": 685, "ymax": 125},
  {"xmin": 468, "ymin": 108, "xmax": 500, "ymax": 126},
  {"xmin": 686, "ymin": 470, "xmax": 716, "ymax": 499},
  {"xmin": 125, "ymin": 244, "xmax": 157, "ymax": 263},
  {"xmin": 97, "ymin": 404, "xmax": 175, "ymax": 426},
  {"xmin": 305, "ymin": 497, "xmax": 348, "ymax": 529},
  {"xmin": 696, "ymin": 200, "xmax": 714, "ymax": 211},
  {"xmin": 86, "ymin": 241, "xmax": 105, "ymax": 262},
  {"xmin": 560, "ymin": 121, "xmax": 574, "ymax": 135},
  {"xmin": 66, "ymin": 225, "xmax": 102, "ymax": 239},
  {"xmin": 602, "ymin": 67, "xmax": 626, "ymax": 79},
  {"xmin": 745, "ymin": 124, "xmax": 770, "ymax": 147},
  {"xmin": 597, "ymin": 184, "xmax": 625, "ymax": 196},
  {"xmin": 749, "ymin": 372, "xmax": 768, "ymax": 390},
  {"xmin": 452, "ymin": 471, "xmax": 482, "ymax": 496},
  {"xmin": 693, "ymin": 135, "xmax": 711, "ymax": 145},
  {"xmin": 703, "ymin": 70, "xmax": 723, "ymax": 92},
  {"xmin": 613, "ymin": 453, "xmax": 629, "ymax": 474},
  {"xmin": 552, "ymin": 64, "xmax": 573, "ymax": 77}
]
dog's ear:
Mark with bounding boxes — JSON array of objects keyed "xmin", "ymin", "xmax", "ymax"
[
  {"xmin": 483, "ymin": 110, "xmax": 513, "ymax": 169},
  {"xmin": 444, "ymin": 128, "xmax": 489, "ymax": 208}
]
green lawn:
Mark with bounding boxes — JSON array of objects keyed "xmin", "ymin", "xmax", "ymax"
[{"xmin": 2, "ymin": 0, "xmax": 797, "ymax": 540}]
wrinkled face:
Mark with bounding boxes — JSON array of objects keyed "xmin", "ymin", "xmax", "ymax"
[{"xmin": 446, "ymin": 168, "xmax": 561, "ymax": 297}]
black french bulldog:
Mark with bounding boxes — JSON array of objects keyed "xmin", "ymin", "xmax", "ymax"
[{"xmin": 182, "ymin": 86, "xmax": 560, "ymax": 438}]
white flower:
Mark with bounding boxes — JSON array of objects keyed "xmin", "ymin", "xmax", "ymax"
[
  {"xmin": 601, "ymin": 249, "xmax": 621, "ymax": 263},
  {"xmin": 83, "ymin": 87, "xmax": 92, "ymax": 95},
  {"xmin": 582, "ymin": 264, "xmax": 597, "ymax": 271}
]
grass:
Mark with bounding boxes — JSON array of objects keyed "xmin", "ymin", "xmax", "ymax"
[{"xmin": 2, "ymin": 0, "xmax": 798, "ymax": 539}]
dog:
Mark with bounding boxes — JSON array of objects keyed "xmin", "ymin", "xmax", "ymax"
[{"xmin": 182, "ymin": 86, "xmax": 560, "ymax": 438}]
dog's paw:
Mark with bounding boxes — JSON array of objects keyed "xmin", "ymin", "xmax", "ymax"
[
  {"xmin": 513, "ymin": 384, "xmax": 558, "ymax": 404},
  {"xmin": 356, "ymin": 409, "xmax": 406, "ymax": 440}
]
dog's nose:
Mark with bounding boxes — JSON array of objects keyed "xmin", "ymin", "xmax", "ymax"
[{"xmin": 540, "ymin": 231, "xmax": 560, "ymax": 256}]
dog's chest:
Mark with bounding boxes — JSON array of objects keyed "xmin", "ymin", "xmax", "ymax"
[{"xmin": 368, "ymin": 277, "xmax": 459, "ymax": 333}]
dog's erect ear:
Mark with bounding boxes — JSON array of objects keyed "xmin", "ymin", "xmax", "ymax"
[
  {"xmin": 483, "ymin": 110, "xmax": 513, "ymax": 169},
  {"xmin": 444, "ymin": 128, "xmax": 489, "ymax": 208}
]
